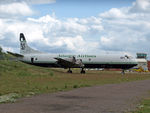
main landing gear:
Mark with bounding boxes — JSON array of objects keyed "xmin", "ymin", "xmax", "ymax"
[
  {"xmin": 80, "ymin": 68, "xmax": 85, "ymax": 74},
  {"xmin": 67, "ymin": 68, "xmax": 86, "ymax": 74},
  {"xmin": 121, "ymin": 69, "xmax": 125, "ymax": 75},
  {"xmin": 67, "ymin": 68, "xmax": 72, "ymax": 73}
]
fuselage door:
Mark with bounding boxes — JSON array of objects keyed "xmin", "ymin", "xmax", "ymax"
[{"xmin": 31, "ymin": 57, "xmax": 34, "ymax": 63}]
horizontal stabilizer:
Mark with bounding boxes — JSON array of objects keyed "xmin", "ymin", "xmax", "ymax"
[{"xmin": 7, "ymin": 51, "xmax": 24, "ymax": 57}]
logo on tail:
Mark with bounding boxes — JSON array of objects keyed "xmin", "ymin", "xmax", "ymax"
[{"xmin": 20, "ymin": 33, "xmax": 26, "ymax": 50}]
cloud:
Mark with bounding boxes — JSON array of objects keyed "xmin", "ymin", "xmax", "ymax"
[
  {"xmin": 0, "ymin": 0, "xmax": 56, "ymax": 4},
  {"xmin": 129, "ymin": 0, "xmax": 150, "ymax": 13},
  {"xmin": 0, "ymin": 13, "xmax": 102, "ymax": 54},
  {"xmin": 100, "ymin": 8, "xmax": 127, "ymax": 19},
  {"xmin": 99, "ymin": 0, "xmax": 150, "ymax": 55},
  {"xmin": 27, "ymin": 0, "xmax": 56, "ymax": 4},
  {"xmin": 28, "ymin": 14, "xmax": 103, "ymax": 37},
  {"xmin": 1, "ymin": 0, "xmax": 150, "ymax": 58},
  {"xmin": 0, "ymin": 2, "xmax": 33, "ymax": 18},
  {"xmin": 50, "ymin": 35, "xmax": 99, "ymax": 53},
  {"xmin": 27, "ymin": 15, "xmax": 101, "ymax": 53}
]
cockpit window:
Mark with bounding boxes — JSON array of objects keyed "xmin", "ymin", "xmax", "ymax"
[{"xmin": 120, "ymin": 55, "xmax": 131, "ymax": 59}]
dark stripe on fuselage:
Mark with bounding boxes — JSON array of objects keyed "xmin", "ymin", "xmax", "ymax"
[
  {"xmin": 23, "ymin": 62, "xmax": 137, "ymax": 69},
  {"xmin": 84, "ymin": 64, "xmax": 137, "ymax": 69}
]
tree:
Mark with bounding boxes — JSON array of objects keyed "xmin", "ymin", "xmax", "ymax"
[{"xmin": 0, "ymin": 46, "xmax": 2, "ymax": 53}]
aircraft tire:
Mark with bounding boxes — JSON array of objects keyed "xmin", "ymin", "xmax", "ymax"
[
  {"xmin": 67, "ymin": 70, "xmax": 72, "ymax": 73},
  {"xmin": 81, "ymin": 70, "xmax": 85, "ymax": 74}
]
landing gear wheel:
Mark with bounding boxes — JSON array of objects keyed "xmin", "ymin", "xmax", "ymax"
[
  {"xmin": 80, "ymin": 68, "xmax": 85, "ymax": 74},
  {"xmin": 67, "ymin": 70, "xmax": 72, "ymax": 73}
]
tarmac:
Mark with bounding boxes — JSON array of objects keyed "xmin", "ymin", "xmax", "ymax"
[{"xmin": 0, "ymin": 79, "xmax": 150, "ymax": 113}]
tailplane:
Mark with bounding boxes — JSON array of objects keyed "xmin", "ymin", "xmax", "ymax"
[{"xmin": 20, "ymin": 33, "xmax": 41, "ymax": 54}]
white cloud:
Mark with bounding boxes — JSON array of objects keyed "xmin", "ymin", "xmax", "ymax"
[
  {"xmin": 80, "ymin": 16, "xmax": 102, "ymax": 24},
  {"xmin": 1, "ymin": 46, "xmax": 15, "ymax": 52},
  {"xmin": 52, "ymin": 36, "xmax": 85, "ymax": 51},
  {"xmin": 0, "ymin": 2, "xmax": 33, "ymax": 17},
  {"xmin": 1, "ymin": 0, "xmax": 150, "ymax": 58},
  {"xmin": 26, "ymin": 0, "xmax": 56, "ymax": 4},
  {"xmin": 0, "ymin": 14, "xmax": 102, "ymax": 54},
  {"xmin": 0, "ymin": 19, "xmax": 6, "ymax": 40},
  {"xmin": 0, "ymin": 0, "xmax": 56, "ymax": 4},
  {"xmin": 28, "ymin": 14, "xmax": 103, "ymax": 37},
  {"xmin": 100, "ymin": 36, "xmax": 114, "ymax": 44},
  {"xmin": 28, "ymin": 14, "xmax": 57, "ymax": 23},
  {"xmin": 129, "ymin": 0, "xmax": 150, "ymax": 13},
  {"xmin": 50, "ymin": 35, "xmax": 99, "ymax": 53},
  {"xmin": 100, "ymin": 8, "xmax": 127, "ymax": 19},
  {"xmin": 91, "ymin": 25, "xmax": 103, "ymax": 31},
  {"xmin": 99, "ymin": 0, "xmax": 150, "ymax": 55}
]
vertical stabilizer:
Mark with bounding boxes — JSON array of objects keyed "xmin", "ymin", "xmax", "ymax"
[{"xmin": 20, "ymin": 33, "xmax": 41, "ymax": 54}]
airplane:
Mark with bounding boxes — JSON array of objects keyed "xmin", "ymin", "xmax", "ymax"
[{"xmin": 7, "ymin": 33, "xmax": 138, "ymax": 74}]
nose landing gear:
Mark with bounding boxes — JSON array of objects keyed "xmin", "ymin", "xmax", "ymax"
[{"xmin": 121, "ymin": 69, "xmax": 125, "ymax": 75}]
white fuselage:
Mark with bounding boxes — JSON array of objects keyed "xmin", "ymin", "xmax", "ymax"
[{"xmin": 21, "ymin": 53, "xmax": 138, "ymax": 69}]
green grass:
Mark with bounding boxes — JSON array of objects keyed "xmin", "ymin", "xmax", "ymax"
[
  {"xmin": 0, "ymin": 60, "xmax": 150, "ymax": 102},
  {"xmin": 132, "ymin": 98, "xmax": 150, "ymax": 113}
]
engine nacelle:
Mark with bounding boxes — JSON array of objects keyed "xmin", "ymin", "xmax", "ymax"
[{"xmin": 75, "ymin": 59, "xmax": 84, "ymax": 68}]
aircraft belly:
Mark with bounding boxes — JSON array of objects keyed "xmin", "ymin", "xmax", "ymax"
[
  {"xmin": 84, "ymin": 63, "xmax": 137, "ymax": 69},
  {"xmin": 27, "ymin": 62, "xmax": 59, "ymax": 67}
]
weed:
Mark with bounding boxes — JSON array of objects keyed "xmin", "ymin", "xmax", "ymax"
[
  {"xmin": 73, "ymin": 85, "xmax": 79, "ymax": 88},
  {"xmin": 46, "ymin": 86, "xmax": 49, "ymax": 90},
  {"xmin": 0, "ymin": 93, "xmax": 20, "ymax": 103},
  {"xmin": 49, "ymin": 72, "xmax": 54, "ymax": 76},
  {"xmin": 17, "ymin": 71, "xmax": 31, "ymax": 77},
  {"xmin": 64, "ymin": 84, "xmax": 68, "ymax": 89},
  {"xmin": 133, "ymin": 98, "xmax": 150, "ymax": 113}
]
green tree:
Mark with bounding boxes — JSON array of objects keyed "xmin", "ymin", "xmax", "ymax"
[{"xmin": 0, "ymin": 46, "xmax": 2, "ymax": 53}]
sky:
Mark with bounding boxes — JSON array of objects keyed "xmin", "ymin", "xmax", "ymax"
[{"xmin": 0, "ymin": 0, "xmax": 150, "ymax": 58}]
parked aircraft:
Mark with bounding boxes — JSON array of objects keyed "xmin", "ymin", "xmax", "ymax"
[{"xmin": 7, "ymin": 33, "xmax": 138, "ymax": 74}]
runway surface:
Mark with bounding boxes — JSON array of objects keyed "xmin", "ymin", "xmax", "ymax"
[{"xmin": 0, "ymin": 79, "xmax": 150, "ymax": 113}]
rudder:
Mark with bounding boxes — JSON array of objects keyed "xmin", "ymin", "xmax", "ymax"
[{"xmin": 20, "ymin": 33, "xmax": 41, "ymax": 54}]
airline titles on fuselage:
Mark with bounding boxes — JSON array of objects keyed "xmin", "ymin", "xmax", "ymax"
[{"xmin": 58, "ymin": 54, "xmax": 96, "ymax": 58}]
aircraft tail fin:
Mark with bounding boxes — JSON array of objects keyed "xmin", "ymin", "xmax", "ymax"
[{"xmin": 20, "ymin": 33, "xmax": 41, "ymax": 54}]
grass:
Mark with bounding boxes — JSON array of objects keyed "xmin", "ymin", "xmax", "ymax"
[
  {"xmin": 132, "ymin": 98, "xmax": 150, "ymax": 113},
  {"xmin": 1, "ymin": 60, "xmax": 150, "ymax": 103}
]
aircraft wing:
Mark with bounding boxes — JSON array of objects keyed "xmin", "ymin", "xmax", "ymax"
[
  {"xmin": 54, "ymin": 57, "xmax": 84, "ymax": 68},
  {"xmin": 54, "ymin": 57, "xmax": 75, "ymax": 68},
  {"xmin": 7, "ymin": 51, "xmax": 24, "ymax": 57}
]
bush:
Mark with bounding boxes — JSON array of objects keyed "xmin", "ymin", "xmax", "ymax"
[
  {"xmin": 73, "ymin": 85, "xmax": 79, "ymax": 88},
  {"xmin": 0, "ymin": 93, "xmax": 20, "ymax": 103}
]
